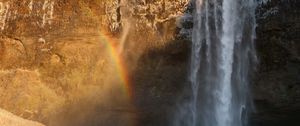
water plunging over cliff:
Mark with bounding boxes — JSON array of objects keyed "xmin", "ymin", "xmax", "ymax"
[{"xmin": 175, "ymin": 0, "xmax": 257, "ymax": 126}]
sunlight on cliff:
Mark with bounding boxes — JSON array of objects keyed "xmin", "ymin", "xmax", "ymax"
[
  {"xmin": 0, "ymin": 28, "xmax": 137, "ymax": 126},
  {"xmin": 0, "ymin": 0, "xmax": 190, "ymax": 126}
]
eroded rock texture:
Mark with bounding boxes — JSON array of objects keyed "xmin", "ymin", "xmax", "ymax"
[
  {"xmin": 0, "ymin": 0, "xmax": 190, "ymax": 126},
  {"xmin": 0, "ymin": 0, "xmax": 299, "ymax": 126},
  {"xmin": 252, "ymin": 0, "xmax": 300, "ymax": 125}
]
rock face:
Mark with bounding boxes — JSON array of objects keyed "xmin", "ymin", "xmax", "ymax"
[
  {"xmin": 0, "ymin": 0, "xmax": 138, "ymax": 125},
  {"xmin": 0, "ymin": 108, "xmax": 44, "ymax": 126},
  {"xmin": 255, "ymin": 0, "xmax": 300, "ymax": 107},
  {"xmin": 132, "ymin": 0, "xmax": 300, "ymax": 125},
  {"xmin": 0, "ymin": 0, "xmax": 185, "ymax": 125},
  {"xmin": 252, "ymin": 0, "xmax": 300, "ymax": 125},
  {"xmin": 0, "ymin": 69, "xmax": 62, "ymax": 121},
  {"xmin": 0, "ymin": 0, "xmax": 299, "ymax": 126}
]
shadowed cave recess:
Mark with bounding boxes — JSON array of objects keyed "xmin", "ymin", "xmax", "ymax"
[{"xmin": 0, "ymin": 0, "xmax": 299, "ymax": 126}]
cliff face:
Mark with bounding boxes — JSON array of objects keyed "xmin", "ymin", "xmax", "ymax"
[
  {"xmin": 252, "ymin": 0, "xmax": 300, "ymax": 125},
  {"xmin": 255, "ymin": 0, "xmax": 300, "ymax": 107},
  {"xmin": 133, "ymin": 1, "xmax": 300, "ymax": 125},
  {"xmin": 0, "ymin": 0, "xmax": 130, "ymax": 125},
  {"xmin": 0, "ymin": 0, "xmax": 299, "ymax": 126},
  {"xmin": 0, "ymin": 0, "xmax": 190, "ymax": 125}
]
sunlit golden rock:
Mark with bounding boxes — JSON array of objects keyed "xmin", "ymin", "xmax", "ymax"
[{"xmin": 0, "ymin": 108, "xmax": 45, "ymax": 126}]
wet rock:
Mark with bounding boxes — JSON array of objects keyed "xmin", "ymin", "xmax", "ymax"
[
  {"xmin": 252, "ymin": 0, "xmax": 300, "ymax": 125},
  {"xmin": 0, "ymin": 0, "xmax": 298, "ymax": 125},
  {"xmin": 255, "ymin": 0, "xmax": 300, "ymax": 109}
]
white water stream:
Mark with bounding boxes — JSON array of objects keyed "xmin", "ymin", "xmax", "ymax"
[{"xmin": 175, "ymin": 0, "xmax": 257, "ymax": 126}]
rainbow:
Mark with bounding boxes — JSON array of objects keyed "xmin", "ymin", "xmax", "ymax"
[
  {"xmin": 98, "ymin": 30, "xmax": 133, "ymax": 100},
  {"xmin": 99, "ymin": 29, "xmax": 137, "ymax": 126}
]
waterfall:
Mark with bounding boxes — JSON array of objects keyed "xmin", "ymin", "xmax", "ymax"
[{"xmin": 175, "ymin": 0, "xmax": 257, "ymax": 126}]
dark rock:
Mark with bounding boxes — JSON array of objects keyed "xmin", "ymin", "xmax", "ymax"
[{"xmin": 253, "ymin": 0, "xmax": 300, "ymax": 124}]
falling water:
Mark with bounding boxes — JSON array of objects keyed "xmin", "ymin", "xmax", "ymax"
[
  {"xmin": 118, "ymin": 0, "xmax": 131, "ymax": 54},
  {"xmin": 175, "ymin": 0, "xmax": 257, "ymax": 126}
]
